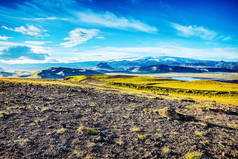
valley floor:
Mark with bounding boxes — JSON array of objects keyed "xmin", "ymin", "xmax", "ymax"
[
  {"xmin": 106, "ymin": 72, "xmax": 238, "ymax": 80},
  {"xmin": 0, "ymin": 79, "xmax": 237, "ymax": 158}
]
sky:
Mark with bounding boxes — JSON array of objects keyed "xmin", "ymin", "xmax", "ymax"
[{"xmin": 0, "ymin": 0, "xmax": 238, "ymax": 67}]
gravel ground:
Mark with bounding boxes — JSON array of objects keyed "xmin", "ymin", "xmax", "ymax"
[{"xmin": 0, "ymin": 81, "xmax": 237, "ymax": 159}]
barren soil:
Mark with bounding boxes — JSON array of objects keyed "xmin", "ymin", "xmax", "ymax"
[{"xmin": 0, "ymin": 81, "xmax": 237, "ymax": 158}]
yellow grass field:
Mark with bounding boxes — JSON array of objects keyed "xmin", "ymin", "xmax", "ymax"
[
  {"xmin": 1, "ymin": 75, "xmax": 238, "ymax": 105},
  {"xmin": 106, "ymin": 73, "xmax": 238, "ymax": 80},
  {"xmin": 0, "ymin": 78, "xmax": 82, "ymax": 87},
  {"xmin": 67, "ymin": 75, "xmax": 238, "ymax": 105}
]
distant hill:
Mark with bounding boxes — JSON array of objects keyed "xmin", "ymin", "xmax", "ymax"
[
  {"xmin": 128, "ymin": 64, "xmax": 238, "ymax": 73},
  {"xmin": 1, "ymin": 56, "xmax": 238, "ymax": 79},
  {"xmin": 37, "ymin": 67, "xmax": 103, "ymax": 79},
  {"xmin": 107, "ymin": 56, "xmax": 217, "ymax": 68},
  {"xmin": 97, "ymin": 62, "xmax": 113, "ymax": 70},
  {"xmin": 1, "ymin": 56, "xmax": 238, "ymax": 71},
  {"xmin": 0, "ymin": 71, "xmax": 16, "ymax": 77}
]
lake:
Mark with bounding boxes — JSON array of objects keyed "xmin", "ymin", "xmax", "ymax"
[{"xmin": 166, "ymin": 76, "xmax": 238, "ymax": 83}]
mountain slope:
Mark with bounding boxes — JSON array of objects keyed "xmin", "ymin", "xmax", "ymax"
[
  {"xmin": 129, "ymin": 64, "xmax": 238, "ymax": 73},
  {"xmin": 37, "ymin": 67, "xmax": 103, "ymax": 79},
  {"xmin": 1, "ymin": 56, "xmax": 238, "ymax": 71},
  {"xmin": 0, "ymin": 71, "xmax": 16, "ymax": 77},
  {"xmin": 97, "ymin": 62, "xmax": 114, "ymax": 70},
  {"xmin": 107, "ymin": 56, "xmax": 218, "ymax": 68}
]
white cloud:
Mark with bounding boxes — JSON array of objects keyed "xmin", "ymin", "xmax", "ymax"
[
  {"xmin": 24, "ymin": 17, "xmax": 57, "ymax": 20},
  {"xmin": 29, "ymin": 45, "xmax": 52, "ymax": 54},
  {"xmin": 218, "ymin": 35, "xmax": 231, "ymax": 41},
  {"xmin": 0, "ymin": 36, "xmax": 12, "ymax": 40},
  {"xmin": 0, "ymin": 46, "xmax": 48, "ymax": 61},
  {"xmin": 96, "ymin": 36, "xmax": 105, "ymax": 39},
  {"xmin": 0, "ymin": 41, "xmax": 27, "ymax": 47},
  {"xmin": 60, "ymin": 45, "xmax": 238, "ymax": 62},
  {"xmin": 25, "ymin": 41, "xmax": 50, "ymax": 45},
  {"xmin": 22, "ymin": 17, "xmax": 69, "ymax": 21},
  {"xmin": 0, "ymin": 41, "xmax": 52, "ymax": 53},
  {"xmin": 171, "ymin": 23, "xmax": 218, "ymax": 40},
  {"xmin": 77, "ymin": 11, "xmax": 157, "ymax": 33},
  {"xmin": 0, "ymin": 41, "xmax": 53, "ymax": 63},
  {"xmin": 60, "ymin": 28, "xmax": 99, "ymax": 47},
  {"xmin": 2, "ymin": 25, "xmax": 47, "ymax": 37}
]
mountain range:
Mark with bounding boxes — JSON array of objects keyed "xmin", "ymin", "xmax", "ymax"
[{"xmin": 1, "ymin": 56, "xmax": 238, "ymax": 78}]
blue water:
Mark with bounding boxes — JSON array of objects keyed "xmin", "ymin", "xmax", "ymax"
[
  {"xmin": 171, "ymin": 77, "xmax": 201, "ymax": 81},
  {"xmin": 168, "ymin": 76, "xmax": 235, "ymax": 82}
]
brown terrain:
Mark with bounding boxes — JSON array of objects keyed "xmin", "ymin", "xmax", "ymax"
[{"xmin": 0, "ymin": 80, "xmax": 237, "ymax": 159}]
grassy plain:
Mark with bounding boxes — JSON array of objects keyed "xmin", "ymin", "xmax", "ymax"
[
  {"xmin": 107, "ymin": 72, "xmax": 238, "ymax": 80},
  {"xmin": 0, "ymin": 78, "xmax": 82, "ymax": 87},
  {"xmin": 67, "ymin": 75, "xmax": 238, "ymax": 105},
  {"xmin": 1, "ymin": 74, "xmax": 238, "ymax": 105}
]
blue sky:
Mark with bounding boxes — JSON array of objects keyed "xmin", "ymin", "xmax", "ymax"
[{"xmin": 0, "ymin": 0, "xmax": 238, "ymax": 66}]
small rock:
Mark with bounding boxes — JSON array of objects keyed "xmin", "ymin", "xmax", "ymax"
[
  {"xmin": 98, "ymin": 136, "xmax": 105, "ymax": 142},
  {"xmin": 158, "ymin": 107, "xmax": 180, "ymax": 120},
  {"xmin": 61, "ymin": 123, "xmax": 66, "ymax": 128},
  {"xmin": 60, "ymin": 143, "xmax": 67, "ymax": 151},
  {"xmin": 92, "ymin": 145, "xmax": 98, "ymax": 152},
  {"xmin": 155, "ymin": 97, "xmax": 163, "ymax": 100},
  {"xmin": 100, "ymin": 130, "xmax": 109, "ymax": 136},
  {"xmin": 47, "ymin": 125, "xmax": 55, "ymax": 129}
]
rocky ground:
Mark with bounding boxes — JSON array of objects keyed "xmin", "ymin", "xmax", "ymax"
[{"xmin": 0, "ymin": 81, "xmax": 237, "ymax": 159}]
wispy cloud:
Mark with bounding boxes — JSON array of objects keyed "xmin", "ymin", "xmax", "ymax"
[
  {"xmin": 2, "ymin": 25, "xmax": 48, "ymax": 37},
  {"xmin": 23, "ymin": 10, "xmax": 158, "ymax": 34},
  {"xmin": 0, "ymin": 36, "xmax": 12, "ymax": 40},
  {"xmin": 22, "ymin": 17, "xmax": 69, "ymax": 21},
  {"xmin": 96, "ymin": 36, "xmax": 105, "ymax": 39},
  {"xmin": 171, "ymin": 23, "xmax": 218, "ymax": 40},
  {"xmin": 61, "ymin": 28, "xmax": 99, "ymax": 47},
  {"xmin": 0, "ymin": 57, "xmax": 54, "ymax": 65},
  {"xmin": 218, "ymin": 35, "xmax": 231, "ymax": 41},
  {"xmin": 77, "ymin": 11, "xmax": 157, "ymax": 33},
  {"xmin": 0, "ymin": 41, "xmax": 27, "ymax": 47},
  {"xmin": 25, "ymin": 41, "xmax": 50, "ymax": 45},
  {"xmin": 68, "ymin": 46, "xmax": 238, "ymax": 62}
]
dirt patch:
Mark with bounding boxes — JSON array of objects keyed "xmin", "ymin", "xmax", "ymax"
[{"xmin": 0, "ymin": 81, "xmax": 237, "ymax": 158}]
